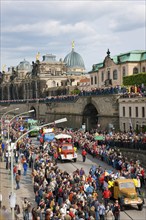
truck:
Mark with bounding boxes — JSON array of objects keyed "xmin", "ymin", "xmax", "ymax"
[
  {"xmin": 58, "ymin": 142, "xmax": 77, "ymax": 162},
  {"xmin": 27, "ymin": 119, "xmax": 39, "ymax": 137},
  {"xmin": 113, "ymin": 178, "xmax": 144, "ymax": 211}
]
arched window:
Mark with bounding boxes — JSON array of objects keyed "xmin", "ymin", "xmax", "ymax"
[
  {"xmin": 91, "ymin": 77, "xmax": 93, "ymax": 85},
  {"xmin": 113, "ymin": 70, "xmax": 118, "ymax": 80},
  {"xmin": 101, "ymin": 72, "xmax": 104, "ymax": 82},
  {"xmin": 52, "ymin": 81, "xmax": 56, "ymax": 87},
  {"xmin": 133, "ymin": 67, "xmax": 138, "ymax": 74},
  {"xmin": 122, "ymin": 67, "xmax": 126, "ymax": 77},
  {"xmin": 107, "ymin": 71, "xmax": 110, "ymax": 79},
  {"xmin": 142, "ymin": 67, "xmax": 146, "ymax": 72},
  {"xmin": 94, "ymin": 76, "xmax": 97, "ymax": 84}
]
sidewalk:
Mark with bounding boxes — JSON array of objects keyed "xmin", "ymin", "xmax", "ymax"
[{"xmin": 0, "ymin": 161, "xmax": 36, "ymax": 220}]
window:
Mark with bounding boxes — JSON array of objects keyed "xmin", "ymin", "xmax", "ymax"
[
  {"xmin": 123, "ymin": 107, "xmax": 125, "ymax": 117},
  {"xmin": 101, "ymin": 72, "xmax": 104, "ymax": 82},
  {"xmin": 119, "ymin": 182, "xmax": 134, "ymax": 189},
  {"xmin": 107, "ymin": 71, "xmax": 110, "ymax": 79},
  {"xmin": 135, "ymin": 107, "xmax": 138, "ymax": 117},
  {"xmin": 122, "ymin": 67, "xmax": 126, "ymax": 77},
  {"xmin": 133, "ymin": 67, "xmax": 138, "ymax": 74},
  {"xmin": 94, "ymin": 76, "xmax": 97, "ymax": 84},
  {"xmin": 91, "ymin": 77, "xmax": 93, "ymax": 85},
  {"xmin": 113, "ymin": 70, "xmax": 118, "ymax": 80},
  {"xmin": 142, "ymin": 107, "xmax": 145, "ymax": 118},
  {"xmin": 129, "ymin": 107, "xmax": 132, "ymax": 117},
  {"xmin": 142, "ymin": 67, "xmax": 146, "ymax": 72}
]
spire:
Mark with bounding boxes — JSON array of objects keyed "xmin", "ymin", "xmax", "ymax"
[
  {"xmin": 72, "ymin": 40, "xmax": 75, "ymax": 50},
  {"xmin": 107, "ymin": 49, "xmax": 110, "ymax": 57}
]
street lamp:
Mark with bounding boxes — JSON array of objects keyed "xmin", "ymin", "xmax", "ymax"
[
  {"xmin": 1, "ymin": 108, "xmax": 19, "ymax": 140},
  {"xmin": 6, "ymin": 109, "xmax": 34, "ymax": 220},
  {"xmin": 10, "ymin": 117, "xmax": 67, "ymax": 220}
]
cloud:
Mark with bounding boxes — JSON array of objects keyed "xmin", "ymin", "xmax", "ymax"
[
  {"xmin": 1, "ymin": 0, "xmax": 145, "ymax": 71},
  {"xmin": 108, "ymin": 4, "xmax": 145, "ymax": 32}
]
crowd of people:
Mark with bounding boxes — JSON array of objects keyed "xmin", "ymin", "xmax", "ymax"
[
  {"xmin": 1, "ymin": 127, "xmax": 145, "ymax": 220},
  {"xmin": 0, "ymin": 123, "xmax": 146, "ymax": 220},
  {"xmin": 0, "ymin": 84, "xmax": 146, "ymax": 104}
]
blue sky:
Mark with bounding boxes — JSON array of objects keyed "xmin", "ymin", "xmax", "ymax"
[{"xmin": 1, "ymin": 0, "xmax": 146, "ymax": 72}]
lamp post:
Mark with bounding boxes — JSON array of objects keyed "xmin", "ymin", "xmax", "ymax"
[
  {"xmin": 8, "ymin": 109, "xmax": 34, "ymax": 220},
  {"xmin": 10, "ymin": 117, "xmax": 67, "ymax": 220},
  {"xmin": 1, "ymin": 108, "xmax": 19, "ymax": 140}
]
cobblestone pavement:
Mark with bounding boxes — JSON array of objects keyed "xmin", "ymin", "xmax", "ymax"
[{"xmin": 0, "ymin": 161, "xmax": 36, "ymax": 220}]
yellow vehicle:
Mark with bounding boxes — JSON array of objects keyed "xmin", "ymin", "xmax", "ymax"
[{"xmin": 113, "ymin": 179, "xmax": 143, "ymax": 211}]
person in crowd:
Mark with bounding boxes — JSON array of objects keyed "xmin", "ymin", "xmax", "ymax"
[
  {"xmin": 23, "ymin": 160, "xmax": 28, "ymax": 176},
  {"xmin": 15, "ymin": 173, "xmax": 20, "ymax": 190},
  {"xmin": 112, "ymin": 200, "xmax": 120, "ymax": 220},
  {"xmin": 22, "ymin": 197, "xmax": 30, "ymax": 220},
  {"xmin": 0, "ymin": 191, "xmax": 2, "ymax": 209},
  {"xmin": 105, "ymin": 205, "xmax": 114, "ymax": 220},
  {"xmin": 82, "ymin": 148, "xmax": 87, "ymax": 162},
  {"xmin": 99, "ymin": 202, "xmax": 106, "ymax": 220},
  {"xmin": 102, "ymin": 188, "xmax": 111, "ymax": 208}
]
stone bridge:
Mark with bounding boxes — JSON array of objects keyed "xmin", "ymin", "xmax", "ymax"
[{"xmin": 0, "ymin": 94, "xmax": 120, "ymax": 131}]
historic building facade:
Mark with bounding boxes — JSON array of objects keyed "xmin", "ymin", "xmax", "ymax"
[
  {"xmin": 119, "ymin": 97, "xmax": 146, "ymax": 132},
  {"xmin": 0, "ymin": 43, "xmax": 86, "ymax": 100},
  {"xmin": 89, "ymin": 50, "xmax": 146, "ymax": 88}
]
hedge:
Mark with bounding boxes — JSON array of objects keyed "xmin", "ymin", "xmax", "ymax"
[{"xmin": 123, "ymin": 72, "xmax": 146, "ymax": 86}]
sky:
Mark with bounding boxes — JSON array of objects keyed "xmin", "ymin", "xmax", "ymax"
[{"xmin": 1, "ymin": 0, "xmax": 146, "ymax": 72}]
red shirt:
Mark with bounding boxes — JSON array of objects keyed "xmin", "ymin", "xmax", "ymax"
[{"xmin": 103, "ymin": 189, "xmax": 111, "ymax": 199}]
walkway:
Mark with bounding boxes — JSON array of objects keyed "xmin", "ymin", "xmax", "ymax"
[{"xmin": 0, "ymin": 160, "xmax": 36, "ymax": 220}]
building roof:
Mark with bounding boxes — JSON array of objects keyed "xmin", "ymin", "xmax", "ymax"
[
  {"xmin": 90, "ymin": 50, "xmax": 146, "ymax": 72},
  {"xmin": 64, "ymin": 48, "xmax": 85, "ymax": 69},
  {"xmin": 17, "ymin": 59, "xmax": 32, "ymax": 71}
]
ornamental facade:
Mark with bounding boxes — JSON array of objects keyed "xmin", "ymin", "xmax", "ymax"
[
  {"xmin": 89, "ymin": 49, "xmax": 146, "ymax": 88},
  {"xmin": 0, "ymin": 44, "xmax": 86, "ymax": 100}
]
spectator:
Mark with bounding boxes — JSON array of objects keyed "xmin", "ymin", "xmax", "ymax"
[{"xmin": 15, "ymin": 173, "xmax": 20, "ymax": 190}]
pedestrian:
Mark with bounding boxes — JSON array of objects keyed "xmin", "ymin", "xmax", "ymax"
[
  {"xmin": 105, "ymin": 205, "xmax": 114, "ymax": 220},
  {"xmin": 0, "ymin": 191, "xmax": 2, "ymax": 209},
  {"xmin": 17, "ymin": 162, "xmax": 22, "ymax": 176},
  {"xmin": 15, "ymin": 173, "xmax": 20, "ymax": 190},
  {"xmin": 22, "ymin": 198, "xmax": 29, "ymax": 220},
  {"xmin": 82, "ymin": 148, "xmax": 87, "ymax": 162},
  {"xmin": 102, "ymin": 188, "xmax": 111, "ymax": 208},
  {"xmin": 112, "ymin": 200, "xmax": 120, "ymax": 220},
  {"xmin": 23, "ymin": 160, "xmax": 28, "ymax": 176},
  {"xmin": 14, "ymin": 204, "xmax": 20, "ymax": 220},
  {"xmin": 99, "ymin": 202, "xmax": 106, "ymax": 220}
]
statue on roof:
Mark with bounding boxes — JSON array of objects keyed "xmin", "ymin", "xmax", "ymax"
[
  {"xmin": 10, "ymin": 67, "xmax": 18, "ymax": 81},
  {"xmin": 107, "ymin": 49, "xmax": 110, "ymax": 57},
  {"xmin": 72, "ymin": 40, "xmax": 75, "ymax": 50},
  {"xmin": 32, "ymin": 60, "xmax": 40, "ymax": 76}
]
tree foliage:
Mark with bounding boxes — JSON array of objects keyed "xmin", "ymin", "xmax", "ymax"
[{"xmin": 123, "ymin": 73, "xmax": 146, "ymax": 86}]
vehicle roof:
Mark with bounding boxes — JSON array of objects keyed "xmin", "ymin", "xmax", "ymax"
[
  {"xmin": 61, "ymin": 143, "xmax": 73, "ymax": 146},
  {"xmin": 115, "ymin": 179, "xmax": 134, "ymax": 183}
]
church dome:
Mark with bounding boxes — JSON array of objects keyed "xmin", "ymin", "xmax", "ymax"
[
  {"xmin": 17, "ymin": 59, "xmax": 32, "ymax": 71},
  {"xmin": 64, "ymin": 47, "xmax": 85, "ymax": 70}
]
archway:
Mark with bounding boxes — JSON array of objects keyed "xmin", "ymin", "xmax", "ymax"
[
  {"xmin": 82, "ymin": 103, "xmax": 98, "ymax": 131},
  {"xmin": 30, "ymin": 106, "xmax": 36, "ymax": 119}
]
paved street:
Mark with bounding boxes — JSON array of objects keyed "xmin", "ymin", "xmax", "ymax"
[{"xmin": 0, "ymin": 160, "xmax": 36, "ymax": 220}]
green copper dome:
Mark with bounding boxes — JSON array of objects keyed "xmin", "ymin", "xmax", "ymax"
[{"xmin": 64, "ymin": 49, "xmax": 85, "ymax": 69}]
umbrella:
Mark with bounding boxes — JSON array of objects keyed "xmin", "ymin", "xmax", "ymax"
[{"xmin": 55, "ymin": 133, "xmax": 72, "ymax": 139}]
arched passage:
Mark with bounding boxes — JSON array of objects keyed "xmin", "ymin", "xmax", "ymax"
[
  {"xmin": 82, "ymin": 103, "xmax": 98, "ymax": 131},
  {"xmin": 30, "ymin": 106, "xmax": 37, "ymax": 119}
]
